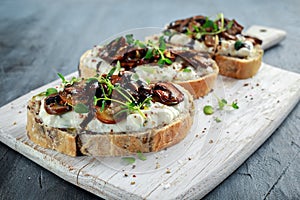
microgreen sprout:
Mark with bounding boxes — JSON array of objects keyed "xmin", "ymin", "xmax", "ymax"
[
  {"xmin": 125, "ymin": 34, "xmax": 173, "ymax": 67},
  {"xmin": 92, "ymin": 67, "xmax": 152, "ymax": 119},
  {"xmin": 203, "ymin": 94, "xmax": 239, "ymax": 117},
  {"xmin": 203, "ymin": 105, "xmax": 214, "ymax": 115},
  {"xmin": 186, "ymin": 13, "xmax": 234, "ymax": 38}
]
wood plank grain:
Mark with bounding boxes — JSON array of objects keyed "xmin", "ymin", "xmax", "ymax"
[{"xmin": 0, "ymin": 63, "xmax": 299, "ymax": 199}]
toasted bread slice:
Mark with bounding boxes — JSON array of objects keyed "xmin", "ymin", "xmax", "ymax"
[
  {"xmin": 79, "ymin": 48, "xmax": 219, "ymax": 99},
  {"xmin": 26, "ymin": 77, "xmax": 194, "ymax": 157},
  {"xmin": 165, "ymin": 14, "xmax": 264, "ymax": 79},
  {"xmin": 215, "ymin": 45, "xmax": 263, "ymax": 79}
]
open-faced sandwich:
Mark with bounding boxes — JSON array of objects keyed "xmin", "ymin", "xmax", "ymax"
[
  {"xmin": 26, "ymin": 70, "xmax": 194, "ymax": 156},
  {"xmin": 78, "ymin": 35, "xmax": 219, "ymax": 98},
  {"xmin": 159, "ymin": 13, "xmax": 263, "ymax": 79}
]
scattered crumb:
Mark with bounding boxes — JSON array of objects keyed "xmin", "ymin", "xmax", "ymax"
[
  {"xmin": 245, "ymin": 96, "xmax": 248, "ymax": 98},
  {"xmin": 132, "ymin": 174, "xmax": 136, "ymax": 178},
  {"xmin": 250, "ymin": 98, "xmax": 254, "ymax": 100},
  {"xmin": 195, "ymin": 134, "xmax": 199, "ymax": 138},
  {"xmin": 243, "ymin": 83, "xmax": 249, "ymax": 87},
  {"xmin": 155, "ymin": 162, "xmax": 160, "ymax": 169},
  {"xmin": 188, "ymin": 157, "xmax": 192, "ymax": 161},
  {"xmin": 132, "ymin": 165, "xmax": 136, "ymax": 169},
  {"xmin": 130, "ymin": 181, "xmax": 136, "ymax": 185},
  {"xmin": 166, "ymin": 168, "xmax": 171, "ymax": 174},
  {"xmin": 13, "ymin": 122, "xmax": 17, "ymax": 125},
  {"xmin": 124, "ymin": 173, "xmax": 128, "ymax": 177},
  {"xmin": 251, "ymin": 86, "xmax": 254, "ymax": 89},
  {"xmin": 277, "ymin": 100, "xmax": 280, "ymax": 103},
  {"xmin": 209, "ymin": 140, "xmax": 214, "ymax": 144},
  {"xmin": 18, "ymin": 111, "xmax": 22, "ymax": 114},
  {"xmin": 256, "ymin": 83, "xmax": 260, "ymax": 86}
]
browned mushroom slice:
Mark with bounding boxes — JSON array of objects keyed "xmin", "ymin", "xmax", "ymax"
[
  {"xmin": 152, "ymin": 82, "xmax": 184, "ymax": 105},
  {"xmin": 244, "ymin": 35, "xmax": 263, "ymax": 45},
  {"xmin": 204, "ymin": 35, "xmax": 217, "ymax": 47},
  {"xmin": 44, "ymin": 94, "xmax": 72, "ymax": 115},
  {"xmin": 95, "ymin": 106, "xmax": 117, "ymax": 124}
]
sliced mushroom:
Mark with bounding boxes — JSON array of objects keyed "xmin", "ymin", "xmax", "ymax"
[
  {"xmin": 152, "ymin": 82, "xmax": 184, "ymax": 105},
  {"xmin": 44, "ymin": 94, "xmax": 72, "ymax": 115}
]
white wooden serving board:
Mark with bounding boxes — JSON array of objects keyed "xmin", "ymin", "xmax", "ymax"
[{"xmin": 0, "ymin": 63, "xmax": 299, "ymax": 199}]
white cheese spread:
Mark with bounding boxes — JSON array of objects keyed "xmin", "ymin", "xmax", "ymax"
[
  {"xmin": 38, "ymin": 85, "xmax": 191, "ymax": 133},
  {"xmin": 81, "ymin": 46, "xmax": 214, "ymax": 81}
]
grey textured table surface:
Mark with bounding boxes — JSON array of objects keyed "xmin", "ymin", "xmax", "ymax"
[{"xmin": 0, "ymin": 0, "xmax": 299, "ymax": 199}]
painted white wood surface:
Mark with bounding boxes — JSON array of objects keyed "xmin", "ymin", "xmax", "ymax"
[
  {"xmin": 0, "ymin": 63, "xmax": 299, "ymax": 200},
  {"xmin": 245, "ymin": 25, "xmax": 287, "ymax": 50}
]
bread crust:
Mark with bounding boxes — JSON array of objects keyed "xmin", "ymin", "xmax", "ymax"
[
  {"xmin": 26, "ymin": 90, "xmax": 194, "ymax": 157},
  {"xmin": 214, "ymin": 46, "xmax": 263, "ymax": 79},
  {"xmin": 79, "ymin": 50, "xmax": 219, "ymax": 98}
]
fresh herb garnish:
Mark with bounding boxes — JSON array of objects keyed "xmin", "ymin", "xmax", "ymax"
[
  {"xmin": 234, "ymin": 40, "xmax": 244, "ymax": 50},
  {"xmin": 182, "ymin": 68, "xmax": 192, "ymax": 73},
  {"xmin": 57, "ymin": 73, "xmax": 80, "ymax": 86},
  {"xmin": 203, "ymin": 105, "xmax": 214, "ymax": 115},
  {"xmin": 231, "ymin": 101, "xmax": 239, "ymax": 109},
  {"xmin": 74, "ymin": 103, "xmax": 89, "ymax": 113},
  {"xmin": 137, "ymin": 151, "xmax": 147, "ymax": 161},
  {"xmin": 125, "ymin": 34, "xmax": 134, "ymax": 45},
  {"xmin": 45, "ymin": 88, "xmax": 58, "ymax": 96},
  {"xmin": 214, "ymin": 117, "xmax": 222, "ymax": 123},
  {"xmin": 146, "ymin": 36, "xmax": 173, "ymax": 66},
  {"xmin": 122, "ymin": 157, "xmax": 136, "ymax": 164},
  {"xmin": 93, "ymin": 68, "xmax": 152, "ymax": 119},
  {"xmin": 186, "ymin": 13, "xmax": 234, "ymax": 38},
  {"xmin": 126, "ymin": 35, "xmax": 173, "ymax": 67},
  {"xmin": 203, "ymin": 94, "xmax": 239, "ymax": 116}
]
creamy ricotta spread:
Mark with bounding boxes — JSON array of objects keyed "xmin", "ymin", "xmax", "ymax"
[
  {"xmin": 38, "ymin": 85, "xmax": 191, "ymax": 133},
  {"xmin": 168, "ymin": 33, "xmax": 255, "ymax": 58},
  {"xmin": 82, "ymin": 46, "xmax": 214, "ymax": 81}
]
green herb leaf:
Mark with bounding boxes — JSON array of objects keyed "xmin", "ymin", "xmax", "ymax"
[
  {"xmin": 226, "ymin": 20, "xmax": 234, "ymax": 30},
  {"xmin": 74, "ymin": 103, "xmax": 89, "ymax": 113},
  {"xmin": 157, "ymin": 58, "xmax": 165, "ymax": 66},
  {"xmin": 218, "ymin": 99, "xmax": 227, "ymax": 110},
  {"xmin": 107, "ymin": 66, "xmax": 117, "ymax": 78},
  {"xmin": 186, "ymin": 28, "xmax": 193, "ymax": 36},
  {"xmin": 86, "ymin": 77, "xmax": 98, "ymax": 83},
  {"xmin": 163, "ymin": 30, "xmax": 172, "ymax": 36},
  {"xmin": 183, "ymin": 68, "xmax": 192, "ymax": 73},
  {"xmin": 125, "ymin": 34, "xmax": 134, "ymax": 44},
  {"xmin": 164, "ymin": 58, "xmax": 172, "ymax": 65},
  {"xmin": 215, "ymin": 117, "xmax": 222, "ymax": 123},
  {"xmin": 158, "ymin": 36, "xmax": 166, "ymax": 52},
  {"xmin": 144, "ymin": 48, "xmax": 153, "ymax": 59},
  {"xmin": 45, "ymin": 88, "xmax": 58, "ymax": 96},
  {"xmin": 57, "ymin": 73, "xmax": 66, "ymax": 83},
  {"xmin": 234, "ymin": 40, "xmax": 243, "ymax": 50},
  {"xmin": 195, "ymin": 32, "xmax": 201, "ymax": 39},
  {"xmin": 134, "ymin": 40, "xmax": 146, "ymax": 48},
  {"xmin": 122, "ymin": 157, "xmax": 136, "ymax": 164},
  {"xmin": 137, "ymin": 151, "xmax": 147, "ymax": 161},
  {"xmin": 232, "ymin": 102, "xmax": 239, "ymax": 109},
  {"xmin": 203, "ymin": 105, "xmax": 214, "ymax": 115}
]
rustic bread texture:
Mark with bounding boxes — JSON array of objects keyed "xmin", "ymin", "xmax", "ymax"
[
  {"xmin": 175, "ymin": 62, "xmax": 218, "ymax": 98},
  {"xmin": 79, "ymin": 50, "xmax": 219, "ymax": 98},
  {"xmin": 26, "ymin": 91, "xmax": 194, "ymax": 157},
  {"xmin": 214, "ymin": 46, "xmax": 263, "ymax": 79}
]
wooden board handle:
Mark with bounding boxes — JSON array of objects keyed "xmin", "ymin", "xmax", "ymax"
[{"xmin": 244, "ymin": 25, "xmax": 286, "ymax": 50}]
